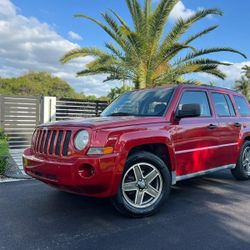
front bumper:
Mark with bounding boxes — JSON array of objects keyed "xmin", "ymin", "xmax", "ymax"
[{"xmin": 23, "ymin": 148, "xmax": 122, "ymax": 197}]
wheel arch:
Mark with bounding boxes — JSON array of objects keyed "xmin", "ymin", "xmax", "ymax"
[
  {"xmin": 108, "ymin": 131, "xmax": 176, "ymax": 197},
  {"xmin": 127, "ymin": 143, "xmax": 174, "ymax": 173}
]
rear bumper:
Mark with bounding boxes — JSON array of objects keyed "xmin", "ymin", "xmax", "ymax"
[{"xmin": 23, "ymin": 148, "xmax": 122, "ymax": 197}]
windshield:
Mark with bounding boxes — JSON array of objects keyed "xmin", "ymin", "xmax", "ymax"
[{"xmin": 101, "ymin": 88, "xmax": 175, "ymax": 117}]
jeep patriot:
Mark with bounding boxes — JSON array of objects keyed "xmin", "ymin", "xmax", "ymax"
[{"xmin": 23, "ymin": 84, "xmax": 250, "ymax": 217}]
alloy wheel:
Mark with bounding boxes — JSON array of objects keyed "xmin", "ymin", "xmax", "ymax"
[
  {"xmin": 242, "ymin": 146, "xmax": 250, "ymax": 176},
  {"xmin": 122, "ymin": 162, "xmax": 163, "ymax": 209}
]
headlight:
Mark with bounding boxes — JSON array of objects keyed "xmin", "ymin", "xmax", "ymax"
[{"xmin": 74, "ymin": 130, "xmax": 89, "ymax": 151}]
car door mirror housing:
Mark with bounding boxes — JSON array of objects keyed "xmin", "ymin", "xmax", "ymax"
[{"xmin": 175, "ymin": 104, "xmax": 201, "ymax": 119}]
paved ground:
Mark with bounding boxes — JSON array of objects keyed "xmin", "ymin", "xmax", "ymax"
[{"xmin": 1, "ymin": 171, "xmax": 250, "ymax": 250}]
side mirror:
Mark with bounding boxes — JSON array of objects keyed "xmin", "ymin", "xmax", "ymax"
[{"xmin": 175, "ymin": 103, "xmax": 201, "ymax": 119}]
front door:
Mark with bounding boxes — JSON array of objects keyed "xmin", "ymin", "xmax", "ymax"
[{"xmin": 172, "ymin": 90, "xmax": 221, "ymax": 176}]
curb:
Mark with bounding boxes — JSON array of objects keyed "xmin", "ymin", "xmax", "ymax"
[{"xmin": 0, "ymin": 178, "xmax": 29, "ymax": 183}]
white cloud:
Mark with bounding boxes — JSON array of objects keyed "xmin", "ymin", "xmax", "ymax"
[
  {"xmin": 0, "ymin": 0, "xmax": 120, "ymax": 96},
  {"xmin": 197, "ymin": 62, "xmax": 250, "ymax": 89},
  {"xmin": 68, "ymin": 31, "xmax": 83, "ymax": 41},
  {"xmin": 0, "ymin": 0, "xmax": 16, "ymax": 17},
  {"xmin": 219, "ymin": 62, "xmax": 250, "ymax": 82},
  {"xmin": 169, "ymin": 1, "xmax": 195, "ymax": 21}
]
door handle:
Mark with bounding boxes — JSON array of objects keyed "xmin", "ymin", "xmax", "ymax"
[
  {"xmin": 234, "ymin": 122, "xmax": 241, "ymax": 128},
  {"xmin": 208, "ymin": 124, "xmax": 218, "ymax": 129}
]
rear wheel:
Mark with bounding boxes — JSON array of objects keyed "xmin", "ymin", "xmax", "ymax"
[
  {"xmin": 112, "ymin": 151, "xmax": 171, "ymax": 217},
  {"xmin": 231, "ymin": 141, "xmax": 250, "ymax": 180}
]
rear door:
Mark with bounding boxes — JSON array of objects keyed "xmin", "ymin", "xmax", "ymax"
[
  {"xmin": 172, "ymin": 89, "xmax": 221, "ymax": 176},
  {"xmin": 210, "ymin": 92, "xmax": 240, "ymax": 166}
]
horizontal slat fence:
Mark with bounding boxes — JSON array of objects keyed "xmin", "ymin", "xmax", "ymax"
[
  {"xmin": 0, "ymin": 96, "xmax": 41, "ymax": 150},
  {"xmin": 56, "ymin": 98, "xmax": 109, "ymax": 121},
  {"xmin": 0, "ymin": 96, "xmax": 41, "ymax": 174}
]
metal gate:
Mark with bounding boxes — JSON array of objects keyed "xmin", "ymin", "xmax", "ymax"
[
  {"xmin": 56, "ymin": 98, "xmax": 108, "ymax": 121},
  {"xmin": 0, "ymin": 96, "xmax": 41, "ymax": 173}
]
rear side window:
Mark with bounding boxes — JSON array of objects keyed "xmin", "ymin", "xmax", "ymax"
[
  {"xmin": 224, "ymin": 95, "xmax": 236, "ymax": 116},
  {"xmin": 234, "ymin": 96, "xmax": 250, "ymax": 117},
  {"xmin": 179, "ymin": 91, "xmax": 211, "ymax": 117},
  {"xmin": 212, "ymin": 93, "xmax": 235, "ymax": 117}
]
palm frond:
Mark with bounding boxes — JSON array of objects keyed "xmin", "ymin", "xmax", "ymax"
[
  {"xmin": 184, "ymin": 25, "xmax": 219, "ymax": 44},
  {"xmin": 149, "ymin": 0, "xmax": 178, "ymax": 41},
  {"xmin": 174, "ymin": 63, "xmax": 220, "ymax": 75},
  {"xmin": 101, "ymin": 12, "xmax": 124, "ymax": 37},
  {"xmin": 86, "ymin": 55, "xmax": 118, "ymax": 70},
  {"xmin": 181, "ymin": 47, "xmax": 247, "ymax": 62},
  {"xmin": 184, "ymin": 79, "xmax": 203, "ymax": 85},
  {"xmin": 105, "ymin": 42, "xmax": 124, "ymax": 59},
  {"xmin": 74, "ymin": 14, "xmax": 126, "ymax": 49},
  {"xmin": 174, "ymin": 58, "xmax": 232, "ymax": 67},
  {"xmin": 60, "ymin": 48, "xmax": 108, "ymax": 64},
  {"xmin": 144, "ymin": 0, "xmax": 152, "ymax": 20},
  {"xmin": 155, "ymin": 43, "xmax": 195, "ymax": 68},
  {"xmin": 125, "ymin": 0, "xmax": 144, "ymax": 31},
  {"xmin": 109, "ymin": 10, "xmax": 132, "ymax": 33},
  {"xmin": 162, "ymin": 9, "xmax": 222, "ymax": 47},
  {"xmin": 201, "ymin": 69, "xmax": 226, "ymax": 79}
]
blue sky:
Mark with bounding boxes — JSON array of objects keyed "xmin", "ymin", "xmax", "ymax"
[{"xmin": 1, "ymin": 0, "xmax": 250, "ymax": 96}]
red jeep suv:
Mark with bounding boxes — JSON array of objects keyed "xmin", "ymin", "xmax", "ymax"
[{"xmin": 23, "ymin": 85, "xmax": 250, "ymax": 217}]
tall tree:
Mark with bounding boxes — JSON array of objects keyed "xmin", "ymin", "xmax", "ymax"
[
  {"xmin": 234, "ymin": 65, "xmax": 250, "ymax": 99},
  {"xmin": 61, "ymin": 0, "xmax": 246, "ymax": 89},
  {"xmin": 234, "ymin": 76, "xmax": 249, "ymax": 98},
  {"xmin": 242, "ymin": 65, "xmax": 250, "ymax": 80},
  {"xmin": 107, "ymin": 85, "xmax": 133, "ymax": 100}
]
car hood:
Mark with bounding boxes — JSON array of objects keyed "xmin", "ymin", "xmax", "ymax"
[{"xmin": 39, "ymin": 116, "xmax": 166, "ymax": 130}]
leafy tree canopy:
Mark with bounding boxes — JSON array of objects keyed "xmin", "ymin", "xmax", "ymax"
[
  {"xmin": 0, "ymin": 72, "xmax": 108, "ymax": 100},
  {"xmin": 107, "ymin": 85, "xmax": 134, "ymax": 100},
  {"xmin": 234, "ymin": 65, "xmax": 250, "ymax": 100}
]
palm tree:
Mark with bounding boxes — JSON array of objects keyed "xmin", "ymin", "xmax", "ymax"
[
  {"xmin": 234, "ymin": 65, "xmax": 250, "ymax": 99},
  {"xmin": 61, "ymin": 0, "xmax": 246, "ymax": 89},
  {"xmin": 234, "ymin": 77, "xmax": 249, "ymax": 98},
  {"xmin": 107, "ymin": 85, "xmax": 133, "ymax": 100},
  {"xmin": 242, "ymin": 65, "xmax": 250, "ymax": 80}
]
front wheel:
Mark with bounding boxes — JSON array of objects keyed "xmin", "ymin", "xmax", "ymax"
[
  {"xmin": 231, "ymin": 141, "xmax": 250, "ymax": 180},
  {"xmin": 112, "ymin": 151, "xmax": 171, "ymax": 217}
]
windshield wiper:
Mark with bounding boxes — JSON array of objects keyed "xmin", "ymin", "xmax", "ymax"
[{"xmin": 109, "ymin": 112, "xmax": 135, "ymax": 116}]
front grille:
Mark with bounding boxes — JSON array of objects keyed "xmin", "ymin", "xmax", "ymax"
[{"xmin": 33, "ymin": 128, "xmax": 72, "ymax": 156}]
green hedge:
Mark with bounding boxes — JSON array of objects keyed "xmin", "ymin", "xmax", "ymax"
[{"xmin": 0, "ymin": 129, "xmax": 9, "ymax": 175}]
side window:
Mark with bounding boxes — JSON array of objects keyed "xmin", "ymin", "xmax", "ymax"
[
  {"xmin": 234, "ymin": 96, "xmax": 250, "ymax": 117},
  {"xmin": 224, "ymin": 95, "xmax": 236, "ymax": 116},
  {"xmin": 212, "ymin": 93, "xmax": 235, "ymax": 117},
  {"xmin": 179, "ymin": 91, "xmax": 211, "ymax": 117}
]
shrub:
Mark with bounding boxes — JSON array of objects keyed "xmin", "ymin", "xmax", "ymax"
[{"xmin": 0, "ymin": 129, "xmax": 9, "ymax": 176}]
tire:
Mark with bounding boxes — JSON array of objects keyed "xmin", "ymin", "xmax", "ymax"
[
  {"xmin": 231, "ymin": 141, "xmax": 250, "ymax": 180},
  {"xmin": 111, "ymin": 151, "xmax": 171, "ymax": 218}
]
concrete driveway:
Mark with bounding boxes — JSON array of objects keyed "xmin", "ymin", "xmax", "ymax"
[{"xmin": 0, "ymin": 170, "xmax": 250, "ymax": 250}]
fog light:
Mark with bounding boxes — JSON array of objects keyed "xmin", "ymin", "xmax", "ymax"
[{"xmin": 79, "ymin": 164, "xmax": 95, "ymax": 178}]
